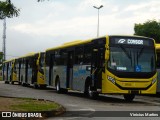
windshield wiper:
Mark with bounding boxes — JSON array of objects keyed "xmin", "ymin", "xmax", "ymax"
[
  {"xmin": 119, "ymin": 45, "xmax": 131, "ymax": 59},
  {"xmin": 136, "ymin": 47, "xmax": 144, "ymax": 65},
  {"xmin": 120, "ymin": 45, "xmax": 133, "ymax": 66},
  {"xmin": 138, "ymin": 47, "xmax": 144, "ymax": 58}
]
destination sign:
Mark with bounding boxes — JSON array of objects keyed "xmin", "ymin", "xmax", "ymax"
[
  {"xmin": 110, "ymin": 37, "xmax": 154, "ymax": 46},
  {"xmin": 117, "ymin": 39, "xmax": 143, "ymax": 45}
]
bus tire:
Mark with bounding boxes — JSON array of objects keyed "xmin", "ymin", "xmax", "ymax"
[
  {"xmin": 124, "ymin": 94, "xmax": 135, "ymax": 102},
  {"xmin": 84, "ymin": 80, "xmax": 98, "ymax": 99},
  {"xmin": 39, "ymin": 85, "xmax": 46, "ymax": 89},
  {"xmin": 34, "ymin": 83, "xmax": 39, "ymax": 89},
  {"xmin": 56, "ymin": 78, "xmax": 61, "ymax": 93},
  {"xmin": 22, "ymin": 82, "xmax": 26, "ymax": 87},
  {"xmin": 5, "ymin": 81, "xmax": 9, "ymax": 84},
  {"xmin": 88, "ymin": 84, "xmax": 98, "ymax": 99},
  {"xmin": 11, "ymin": 81, "xmax": 14, "ymax": 85},
  {"xmin": 62, "ymin": 88, "xmax": 68, "ymax": 93},
  {"xmin": 84, "ymin": 77, "xmax": 91, "ymax": 96}
]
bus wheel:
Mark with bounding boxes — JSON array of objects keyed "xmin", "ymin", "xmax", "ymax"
[
  {"xmin": 22, "ymin": 82, "xmax": 26, "ymax": 86},
  {"xmin": 5, "ymin": 81, "xmax": 9, "ymax": 84},
  {"xmin": 56, "ymin": 80, "xmax": 61, "ymax": 93},
  {"xmin": 34, "ymin": 84, "xmax": 39, "ymax": 89},
  {"xmin": 11, "ymin": 81, "xmax": 14, "ymax": 85},
  {"xmin": 124, "ymin": 94, "xmax": 135, "ymax": 102},
  {"xmin": 39, "ymin": 85, "xmax": 46, "ymax": 89},
  {"xmin": 87, "ymin": 85, "xmax": 98, "ymax": 99}
]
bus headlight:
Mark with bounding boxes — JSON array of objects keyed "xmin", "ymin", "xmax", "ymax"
[
  {"xmin": 152, "ymin": 78, "xmax": 157, "ymax": 85},
  {"xmin": 108, "ymin": 76, "xmax": 115, "ymax": 84}
]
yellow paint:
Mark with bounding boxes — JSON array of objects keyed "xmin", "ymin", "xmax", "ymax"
[
  {"xmin": 12, "ymin": 72, "xmax": 18, "ymax": 82},
  {"xmin": 37, "ymin": 71, "xmax": 45, "ymax": 85},
  {"xmin": 101, "ymin": 36, "xmax": 157, "ymax": 94},
  {"xmin": 102, "ymin": 70, "xmax": 157, "ymax": 94}
]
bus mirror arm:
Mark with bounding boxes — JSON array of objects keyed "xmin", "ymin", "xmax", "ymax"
[
  {"xmin": 36, "ymin": 60, "xmax": 39, "ymax": 66},
  {"xmin": 105, "ymin": 49, "xmax": 109, "ymax": 60}
]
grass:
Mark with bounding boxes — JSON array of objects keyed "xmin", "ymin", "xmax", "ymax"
[
  {"xmin": 10, "ymin": 98, "xmax": 60, "ymax": 111},
  {"xmin": 0, "ymin": 76, "xmax": 2, "ymax": 81}
]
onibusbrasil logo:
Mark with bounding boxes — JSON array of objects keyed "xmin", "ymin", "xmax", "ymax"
[
  {"xmin": 118, "ymin": 39, "xmax": 126, "ymax": 43},
  {"xmin": 1, "ymin": 112, "xmax": 42, "ymax": 118}
]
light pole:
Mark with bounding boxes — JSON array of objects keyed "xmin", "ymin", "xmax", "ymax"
[
  {"xmin": 3, "ymin": 18, "xmax": 6, "ymax": 61},
  {"xmin": 93, "ymin": 5, "xmax": 103, "ymax": 37}
]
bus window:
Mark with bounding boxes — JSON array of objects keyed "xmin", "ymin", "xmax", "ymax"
[
  {"xmin": 75, "ymin": 47, "xmax": 84, "ymax": 65},
  {"xmin": 84, "ymin": 45, "xmax": 92, "ymax": 64}
]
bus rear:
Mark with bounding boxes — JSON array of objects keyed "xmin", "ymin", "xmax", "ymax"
[{"xmin": 103, "ymin": 36, "xmax": 157, "ymax": 101}]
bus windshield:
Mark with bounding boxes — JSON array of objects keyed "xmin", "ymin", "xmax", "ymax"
[{"xmin": 108, "ymin": 46, "xmax": 156, "ymax": 72}]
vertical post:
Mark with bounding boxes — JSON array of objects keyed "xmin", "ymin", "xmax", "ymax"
[
  {"xmin": 93, "ymin": 5, "xmax": 103, "ymax": 38},
  {"xmin": 97, "ymin": 9, "xmax": 99, "ymax": 37},
  {"xmin": 3, "ymin": 18, "xmax": 6, "ymax": 61}
]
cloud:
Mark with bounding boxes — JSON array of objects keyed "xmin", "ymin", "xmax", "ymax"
[
  {"xmin": 124, "ymin": 1, "xmax": 160, "ymax": 12},
  {"xmin": 1, "ymin": 0, "xmax": 160, "ymax": 60},
  {"xmin": 78, "ymin": 0, "xmax": 105, "ymax": 8},
  {"xmin": 10, "ymin": 15, "xmax": 97, "ymax": 38},
  {"xmin": 9, "ymin": 0, "xmax": 160, "ymax": 37}
]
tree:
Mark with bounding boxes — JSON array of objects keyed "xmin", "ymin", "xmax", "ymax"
[
  {"xmin": 0, "ymin": 0, "xmax": 20, "ymax": 19},
  {"xmin": 134, "ymin": 20, "xmax": 160, "ymax": 43},
  {"xmin": 0, "ymin": 0, "xmax": 49, "ymax": 19}
]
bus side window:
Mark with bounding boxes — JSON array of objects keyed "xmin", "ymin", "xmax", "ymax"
[
  {"xmin": 84, "ymin": 45, "xmax": 92, "ymax": 64},
  {"xmin": 54, "ymin": 50, "xmax": 62, "ymax": 65},
  {"xmin": 75, "ymin": 47, "xmax": 84, "ymax": 65},
  {"xmin": 60, "ymin": 49, "xmax": 67, "ymax": 65}
]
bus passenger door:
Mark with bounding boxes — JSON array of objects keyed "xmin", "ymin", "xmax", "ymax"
[
  {"xmin": 91, "ymin": 47, "xmax": 103, "ymax": 90},
  {"xmin": 67, "ymin": 51, "xmax": 74, "ymax": 89},
  {"xmin": 91, "ymin": 49, "xmax": 98, "ymax": 88}
]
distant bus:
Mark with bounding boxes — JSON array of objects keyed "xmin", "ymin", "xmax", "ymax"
[
  {"xmin": 3, "ymin": 59, "xmax": 18, "ymax": 84},
  {"xmin": 45, "ymin": 35, "xmax": 157, "ymax": 101},
  {"xmin": 3, "ymin": 52, "xmax": 46, "ymax": 88},
  {"xmin": 17, "ymin": 52, "xmax": 46, "ymax": 88},
  {"xmin": 155, "ymin": 44, "xmax": 160, "ymax": 93}
]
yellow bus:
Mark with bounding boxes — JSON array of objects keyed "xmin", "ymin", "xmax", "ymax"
[
  {"xmin": 3, "ymin": 59, "xmax": 18, "ymax": 84},
  {"xmin": 45, "ymin": 35, "xmax": 157, "ymax": 101},
  {"xmin": 155, "ymin": 44, "xmax": 160, "ymax": 93},
  {"xmin": 17, "ymin": 52, "xmax": 46, "ymax": 88}
]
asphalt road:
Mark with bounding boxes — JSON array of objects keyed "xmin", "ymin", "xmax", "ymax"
[{"xmin": 0, "ymin": 81, "xmax": 159, "ymax": 120}]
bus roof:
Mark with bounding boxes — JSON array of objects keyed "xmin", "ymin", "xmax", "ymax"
[
  {"xmin": 46, "ymin": 39, "xmax": 92, "ymax": 52},
  {"xmin": 109, "ymin": 35, "xmax": 153, "ymax": 39},
  {"xmin": 17, "ymin": 52, "xmax": 36, "ymax": 59},
  {"xmin": 46, "ymin": 35, "xmax": 154, "ymax": 52},
  {"xmin": 3, "ymin": 58, "xmax": 15, "ymax": 63}
]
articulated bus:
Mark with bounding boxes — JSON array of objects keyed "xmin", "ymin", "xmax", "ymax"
[
  {"xmin": 17, "ymin": 52, "xmax": 46, "ymax": 88},
  {"xmin": 3, "ymin": 59, "xmax": 18, "ymax": 84},
  {"xmin": 45, "ymin": 35, "xmax": 157, "ymax": 101},
  {"xmin": 155, "ymin": 44, "xmax": 160, "ymax": 93}
]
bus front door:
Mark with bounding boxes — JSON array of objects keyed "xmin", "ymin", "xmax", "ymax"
[{"xmin": 91, "ymin": 47, "xmax": 104, "ymax": 90}]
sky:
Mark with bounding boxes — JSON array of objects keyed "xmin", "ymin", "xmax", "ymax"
[{"xmin": 0, "ymin": 0, "xmax": 160, "ymax": 60}]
